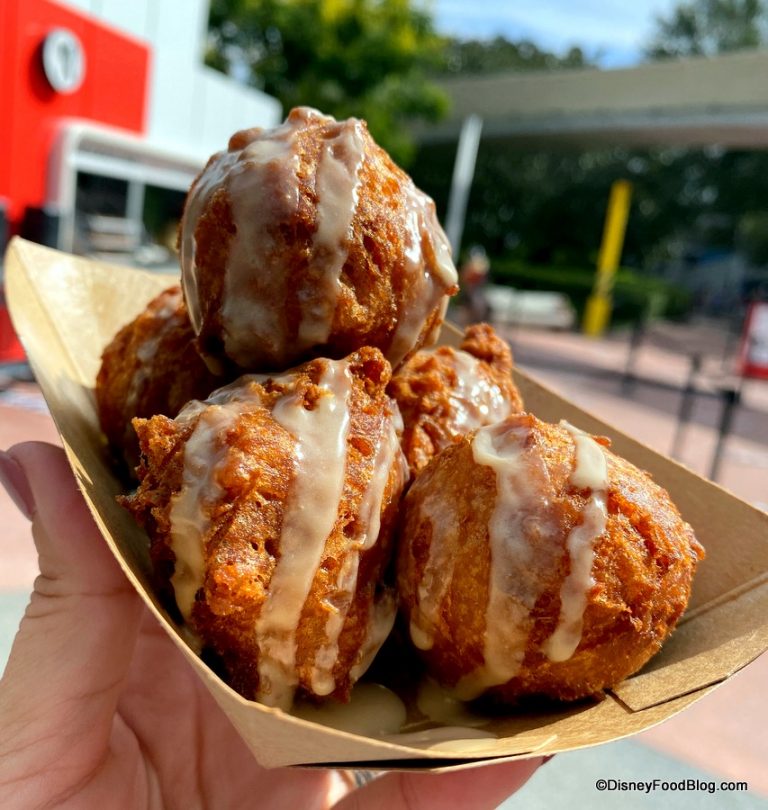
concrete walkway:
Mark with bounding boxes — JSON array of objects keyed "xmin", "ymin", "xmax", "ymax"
[
  {"xmin": 502, "ymin": 739, "xmax": 767, "ymax": 809},
  {"xmin": 506, "ymin": 321, "xmax": 768, "ymax": 511}
]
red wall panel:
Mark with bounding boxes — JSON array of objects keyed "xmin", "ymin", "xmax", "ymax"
[
  {"xmin": 0, "ymin": 0, "xmax": 150, "ymax": 361},
  {"xmin": 0, "ymin": 0, "xmax": 150, "ymax": 229}
]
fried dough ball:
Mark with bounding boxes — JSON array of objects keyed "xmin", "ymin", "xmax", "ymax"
[
  {"xmin": 179, "ymin": 106, "xmax": 459, "ymax": 373},
  {"xmin": 388, "ymin": 323, "xmax": 524, "ymax": 477},
  {"xmin": 123, "ymin": 347, "xmax": 408, "ymax": 709},
  {"xmin": 397, "ymin": 413, "xmax": 704, "ymax": 705},
  {"xmin": 95, "ymin": 286, "xmax": 220, "ymax": 472}
]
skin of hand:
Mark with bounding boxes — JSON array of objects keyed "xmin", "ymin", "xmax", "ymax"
[{"xmin": 0, "ymin": 442, "xmax": 543, "ymax": 810}]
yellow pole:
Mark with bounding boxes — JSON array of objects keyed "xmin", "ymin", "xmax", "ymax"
[{"xmin": 583, "ymin": 179, "xmax": 632, "ymax": 337}]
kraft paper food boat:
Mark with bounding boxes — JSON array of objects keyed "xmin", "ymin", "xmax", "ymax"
[{"xmin": 5, "ymin": 236, "xmax": 768, "ymax": 771}]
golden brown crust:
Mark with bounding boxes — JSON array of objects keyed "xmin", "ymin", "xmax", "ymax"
[
  {"xmin": 95, "ymin": 286, "xmax": 220, "ymax": 472},
  {"xmin": 396, "ymin": 413, "xmax": 705, "ymax": 704},
  {"xmin": 124, "ymin": 347, "xmax": 405, "ymax": 702},
  {"xmin": 459, "ymin": 323, "xmax": 516, "ymax": 372},
  {"xmin": 190, "ymin": 188, "xmax": 235, "ymax": 364},
  {"xmin": 388, "ymin": 324, "xmax": 524, "ymax": 476},
  {"xmin": 185, "ymin": 109, "xmax": 458, "ymax": 371}
]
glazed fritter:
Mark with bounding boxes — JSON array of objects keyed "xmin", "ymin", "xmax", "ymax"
[
  {"xmin": 95, "ymin": 286, "xmax": 220, "ymax": 472},
  {"xmin": 123, "ymin": 347, "xmax": 407, "ymax": 709},
  {"xmin": 397, "ymin": 413, "xmax": 705, "ymax": 704},
  {"xmin": 179, "ymin": 107, "xmax": 459, "ymax": 373},
  {"xmin": 388, "ymin": 323, "xmax": 524, "ymax": 477}
]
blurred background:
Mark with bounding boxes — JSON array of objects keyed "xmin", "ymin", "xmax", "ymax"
[{"xmin": 1, "ymin": 1, "xmax": 767, "ymax": 806}]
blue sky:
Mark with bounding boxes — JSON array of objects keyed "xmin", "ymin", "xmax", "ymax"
[{"xmin": 428, "ymin": 0, "xmax": 681, "ymax": 67}]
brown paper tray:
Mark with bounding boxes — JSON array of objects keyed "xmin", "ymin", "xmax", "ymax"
[{"xmin": 5, "ymin": 237, "xmax": 768, "ymax": 770}]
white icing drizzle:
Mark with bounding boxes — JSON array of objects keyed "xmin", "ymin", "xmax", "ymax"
[
  {"xmin": 455, "ymin": 420, "xmax": 560, "ymax": 700},
  {"xmin": 167, "ymin": 378, "xmax": 272, "ymax": 620},
  {"xmin": 348, "ymin": 588, "xmax": 398, "ymax": 685},
  {"xmin": 180, "ymin": 148, "xmax": 242, "ymax": 334},
  {"xmin": 124, "ymin": 289, "xmax": 183, "ymax": 414},
  {"xmin": 169, "ymin": 359, "xmax": 388, "ymax": 703},
  {"xmin": 563, "ymin": 421, "xmax": 609, "ymax": 491},
  {"xmin": 423, "ymin": 191, "xmax": 457, "ymax": 287},
  {"xmin": 384, "ymin": 728, "xmax": 497, "ymax": 749},
  {"xmin": 309, "ymin": 564, "xmax": 357, "ymax": 697},
  {"xmin": 446, "ymin": 349, "xmax": 511, "ymax": 433},
  {"xmin": 168, "ymin": 401, "xmax": 242, "ymax": 619},
  {"xmin": 255, "ymin": 359, "xmax": 353, "ymax": 709},
  {"xmin": 416, "ymin": 678, "xmax": 488, "ymax": 728},
  {"xmin": 355, "ymin": 410, "xmax": 405, "ymax": 552},
  {"xmin": 181, "ymin": 108, "xmax": 337, "ymax": 367},
  {"xmin": 309, "ymin": 405, "xmax": 406, "ymax": 696},
  {"xmin": 408, "ymin": 489, "xmax": 461, "ymax": 651},
  {"xmin": 387, "ymin": 183, "xmax": 458, "ymax": 367},
  {"xmin": 294, "ymin": 680, "xmax": 497, "ymax": 746},
  {"xmin": 408, "ymin": 619, "xmax": 433, "ymax": 652},
  {"xmin": 181, "ymin": 107, "xmax": 456, "ymax": 368},
  {"xmin": 299, "ymin": 121, "xmax": 365, "ymax": 346},
  {"xmin": 221, "ymin": 135, "xmax": 301, "ymax": 366},
  {"xmin": 292, "ymin": 683, "xmax": 406, "ymax": 736},
  {"xmin": 542, "ymin": 422, "xmax": 608, "ymax": 663}
]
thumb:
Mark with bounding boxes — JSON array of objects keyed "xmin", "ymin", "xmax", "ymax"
[
  {"xmin": 334, "ymin": 758, "xmax": 543, "ymax": 810},
  {"xmin": 0, "ymin": 443, "xmax": 142, "ymax": 777}
]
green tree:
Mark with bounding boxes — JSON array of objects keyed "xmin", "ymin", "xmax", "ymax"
[
  {"xmin": 206, "ymin": 0, "xmax": 449, "ymax": 165},
  {"xmin": 642, "ymin": 0, "xmax": 768, "ymax": 289},
  {"xmin": 438, "ymin": 36, "xmax": 589, "ymax": 76},
  {"xmin": 411, "ymin": 1, "xmax": 768, "ymax": 303},
  {"xmin": 646, "ymin": 0, "xmax": 766, "ymax": 58},
  {"xmin": 410, "ymin": 142, "xmax": 707, "ymax": 269}
]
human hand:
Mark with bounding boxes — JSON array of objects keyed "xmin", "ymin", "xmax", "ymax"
[{"xmin": 0, "ymin": 442, "xmax": 543, "ymax": 809}]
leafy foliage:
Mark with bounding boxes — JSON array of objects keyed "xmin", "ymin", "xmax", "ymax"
[
  {"xmin": 206, "ymin": 0, "xmax": 768, "ymax": 318},
  {"xmin": 206, "ymin": 0, "xmax": 449, "ymax": 164},
  {"xmin": 413, "ymin": 0, "xmax": 768, "ymax": 310},
  {"xmin": 411, "ymin": 142, "xmax": 702, "ymax": 268},
  {"xmin": 438, "ymin": 36, "xmax": 589, "ymax": 76},
  {"xmin": 489, "ymin": 260, "xmax": 691, "ymax": 324},
  {"xmin": 646, "ymin": 0, "xmax": 767, "ymax": 58}
]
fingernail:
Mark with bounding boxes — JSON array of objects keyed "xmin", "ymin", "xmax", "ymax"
[
  {"xmin": 542, "ymin": 755, "xmax": 555, "ymax": 765},
  {"xmin": 0, "ymin": 450, "xmax": 35, "ymax": 520}
]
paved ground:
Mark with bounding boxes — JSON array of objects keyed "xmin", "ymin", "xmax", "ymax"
[
  {"xmin": 502, "ymin": 739, "xmax": 767, "ymax": 809},
  {"xmin": 504, "ymin": 321, "xmax": 768, "ymax": 510},
  {"xmin": 1, "ymin": 317, "xmax": 767, "ymax": 806}
]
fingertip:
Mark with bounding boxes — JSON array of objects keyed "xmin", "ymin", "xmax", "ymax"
[
  {"xmin": 8, "ymin": 441, "xmax": 127, "ymax": 591},
  {"xmin": 9, "ymin": 441, "xmax": 85, "ymax": 521},
  {"xmin": 334, "ymin": 756, "xmax": 544, "ymax": 810},
  {"xmin": 405, "ymin": 756, "xmax": 544, "ymax": 810},
  {"xmin": 8, "ymin": 441, "xmax": 67, "ymax": 474},
  {"xmin": 7, "ymin": 442, "xmax": 71, "ymax": 508},
  {"xmin": 0, "ymin": 448, "xmax": 35, "ymax": 520}
]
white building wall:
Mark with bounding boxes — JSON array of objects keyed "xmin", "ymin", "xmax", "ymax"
[
  {"xmin": 93, "ymin": 0, "xmax": 152, "ymax": 42},
  {"xmin": 55, "ymin": 0, "xmax": 93, "ymax": 15},
  {"xmin": 144, "ymin": 0, "xmax": 211, "ymax": 151},
  {"xmin": 56, "ymin": 0, "xmax": 281, "ymax": 162},
  {"xmin": 197, "ymin": 68, "xmax": 276, "ymax": 149}
]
